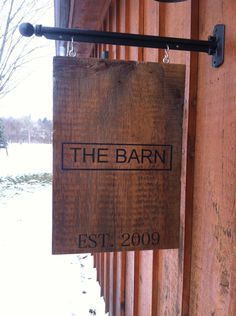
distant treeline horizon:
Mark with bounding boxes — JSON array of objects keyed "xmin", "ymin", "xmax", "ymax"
[{"xmin": 1, "ymin": 116, "xmax": 52, "ymax": 144}]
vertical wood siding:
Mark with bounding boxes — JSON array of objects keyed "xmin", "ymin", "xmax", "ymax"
[
  {"xmin": 69, "ymin": 0, "xmax": 236, "ymax": 314},
  {"xmin": 189, "ymin": 1, "xmax": 236, "ymax": 315},
  {"xmin": 95, "ymin": 1, "xmax": 196, "ymax": 315}
]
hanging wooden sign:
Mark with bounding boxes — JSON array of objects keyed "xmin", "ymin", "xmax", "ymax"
[{"xmin": 53, "ymin": 57, "xmax": 185, "ymax": 254}]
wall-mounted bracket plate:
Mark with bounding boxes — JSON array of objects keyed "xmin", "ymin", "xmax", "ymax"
[{"xmin": 211, "ymin": 24, "xmax": 225, "ymax": 68}]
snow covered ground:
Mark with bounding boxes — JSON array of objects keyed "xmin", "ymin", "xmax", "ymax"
[{"xmin": 0, "ymin": 143, "xmax": 107, "ymax": 316}]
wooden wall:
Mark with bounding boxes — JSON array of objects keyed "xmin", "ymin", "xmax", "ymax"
[{"xmin": 69, "ymin": 0, "xmax": 236, "ymax": 314}]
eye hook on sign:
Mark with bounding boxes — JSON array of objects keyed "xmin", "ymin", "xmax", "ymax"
[
  {"xmin": 163, "ymin": 45, "xmax": 170, "ymax": 64},
  {"xmin": 67, "ymin": 37, "xmax": 77, "ymax": 57}
]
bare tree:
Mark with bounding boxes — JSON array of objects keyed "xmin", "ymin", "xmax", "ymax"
[{"xmin": 0, "ymin": 0, "xmax": 50, "ymax": 99}]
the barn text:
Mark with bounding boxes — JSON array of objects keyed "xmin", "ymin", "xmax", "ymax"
[{"xmin": 62, "ymin": 143, "xmax": 172, "ymax": 171}]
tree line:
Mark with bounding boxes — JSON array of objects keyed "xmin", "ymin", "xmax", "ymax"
[{"xmin": 0, "ymin": 117, "xmax": 52, "ymax": 144}]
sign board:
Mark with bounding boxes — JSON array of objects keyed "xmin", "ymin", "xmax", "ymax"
[{"xmin": 53, "ymin": 57, "xmax": 185, "ymax": 254}]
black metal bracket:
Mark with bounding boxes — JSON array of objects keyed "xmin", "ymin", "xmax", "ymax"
[
  {"xmin": 211, "ymin": 24, "xmax": 225, "ymax": 67},
  {"xmin": 19, "ymin": 23, "xmax": 225, "ymax": 68}
]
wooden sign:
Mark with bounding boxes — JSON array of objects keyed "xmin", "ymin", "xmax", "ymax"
[{"xmin": 53, "ymin": 57, "xmax": 185, "ymax": 254}]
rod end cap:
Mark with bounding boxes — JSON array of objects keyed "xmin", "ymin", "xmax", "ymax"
[{"xmin": 19, "ymin": 23, "xmax": 34, "ymax": 37}]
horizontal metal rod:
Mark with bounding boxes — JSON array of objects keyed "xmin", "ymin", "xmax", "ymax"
[{"xmin": 19, "ymin": 23, "xmax": 217, "ymax": 55}]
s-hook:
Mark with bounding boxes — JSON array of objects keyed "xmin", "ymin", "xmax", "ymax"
[
  {"xmin": 67, "ymin": 37, "xmax": 76, "ymax": 57},
  {"xmin": 163, "ymin": 45, "xmax": 170, "ymax": 64}
]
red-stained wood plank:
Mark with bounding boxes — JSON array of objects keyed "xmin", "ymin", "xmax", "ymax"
[
  {"xmin": 104, "ymin": 10, "xmax": 110, "ymax": 54},
  {"xmin": 102, "ymin": 20, "xmax": 108, "ymax": 53},
  {"xmin": 133, "ymin": 251, "xmax": 140, "ymax": 316},
  {"xmin": 189, "ymin": 1, "xmax": 236, "ymax": 314},
  {"xmin": 138, "ymin": 0, "xmax": 144, "ymax": 61},
  {"xmin": 103, "ymin": 253, "xmax": 107, "ymax": 307},
  {"xmin": 100, "ymin": 253, "xmax": 105, "ymax": 297},
  {"xmin": 96, "ymin": 253, "xmax": 101, "ymax": 288},
  {"xmin": 110, "ymin": 0, "xmax": 117, "ymax": 59},
  {"xmin": 138, "ymin": 251, "xmax": 153, "ymax": 316},
  {"xmin": 125, "ymin": 251, "xmax": 135, "ymax": 316},
  {"xmin": 115, "ymin": 0, "xmax": 120, "ymax": 60},
  {"xmin": 151, "ymin": 250, "xmax": 159, "ymax": 315},
  {"xmin": 118, "ymin": 0, "xmax": 126, "ymax": 60},
  {"xmin": 142, "ymin": 5, "xmax": 160, "ymax": 313},
  {"xmin": 104, "ymin": 253, "xmax": 110, "ymax": 313},
  {"xmin": 143, "ymin": 0, "xmax": 159, "ymax": 62},
  {"xmin": 109, "ymin": 252, "xmax": 114, "ymax": 316},
  {"xmin": 153, "ymin": 2, "xmax": 196, "ymax": 315},
  {"xmin": 180, "ymin": 1, "xmax": 199, "ymax": 315},
  {"xmin": 108, "ymin": 3, "xmax": 113, "ymax": 58},
  {"xmin": 68, "ymin": 0, "xmax": 111, "ymax": 57},
  {"xmin": 157, "ymin": 2, "xmax": 166, "ymax": 63},
  {"xmin": 125, "ymin": 0, "xmax": 130, "ymax": 60},
  {"xmin": 112, "ymin": 252, "xmax": 117, "ymax": 316},
  {"xmin": 142, "ymin": 4, "xmax": 160, "ymax": 315},
  {"xmin": 128, "ymin": 0, "xmax": 140, "ymax": 61},
  {"xmin": 98, "ymin": 43, "xmax": 102, "ymax": 59},
  {"xmin": 115, "ymin": 252, "xmax": 126, "ymax": 316}
]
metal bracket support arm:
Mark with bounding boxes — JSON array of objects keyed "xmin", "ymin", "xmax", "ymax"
[{"xmin": 19, "ymin": 23, "xmax": 225, "ymax": 68}]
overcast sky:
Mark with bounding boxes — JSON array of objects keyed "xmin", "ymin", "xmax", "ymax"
[{"xmin": 0, "ymin": 3, "xmax": 54, "ymax": 120}]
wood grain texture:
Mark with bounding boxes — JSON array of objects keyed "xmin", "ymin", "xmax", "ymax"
[
  {"xmin": 108, "ymin": 252, "xmax": 115, "ymax": 315},
  {"xmin": 87, "ymin": 1, "xmax": 236, "ymax": 315},
  {"xmin": 133, "ymin": 251, "xmax": 140, "ymax": 316},
  {"xmin": 104, "ymin": 253, "xmax": 110, "ymax": 313},
  {"xmin": 149, "ymin": 2, "xmax": 192, "ymax": 315},
  {"xmin": 112, "ymin": 252, "xmax": 117, "ymax": 316},
  {"xmin": 100, "ymin": 253, "xmax": 105, "ymax": 296},
  {"xmin": 62, "ymin": 1, "xmax": 236, "ymax": 315},
  {"xmin": 125, "ymin": 251, "xmax": 135, "ymax": 315},
  {"xmin": 53, "ymin": 57, "xmax": 185, "ymax": 254},
  {"xmin": 189, "ymin": 1, "xmax": 236, "ymax": 315},
  {"xmin": 151, "ymin": 250, "xmax": 159, "ymax": 315},
  {"xmin": 68, "ymin": 0, "xmax": 111, "ymax": 58},
  {"xmin": 180, "ymin": 1, "xmax": 199, "ymax": 314},
  {"xmin": 143, "ymin": 0, "xmax": 159, "ymax": 62},
  {"xmin": 128, "ymin": 0, "xmax": 140, "ymax": 61},
  {"xmin": 137, "ymin": 250, "xmax": 153, "ymax": 316},
  {"xmin": 115, "ymin": 252, "xmax": 126, "ymax": 316},
  {"xmin": 110, "ymin": 0, "xmax": 117, "ymax": 59}
]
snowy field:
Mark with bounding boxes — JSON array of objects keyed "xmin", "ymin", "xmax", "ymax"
[{"xmin": 0, "ymin": 143, "xmax": 107, "ymax": 316}]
